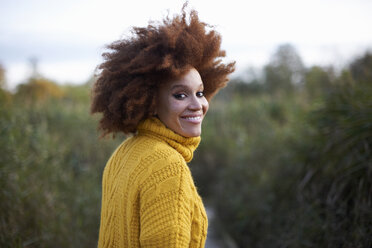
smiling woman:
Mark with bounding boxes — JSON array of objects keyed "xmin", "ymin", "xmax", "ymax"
[
  {"xmin": 156, "ymin": 68, "xmax": 209, "ymax": 138},
  {"xmin": 91, "ymin": 3, "xmax": 234, "ymax": 247}
]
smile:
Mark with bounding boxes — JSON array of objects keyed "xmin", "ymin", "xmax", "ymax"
[{"xmin": 181, "ymin": 115, "xmax": 203, "ymax": 123}]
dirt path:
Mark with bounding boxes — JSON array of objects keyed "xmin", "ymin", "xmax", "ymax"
[{"xmin": 205, "ymin": 205, "xmax": 238, "ymax": 248}]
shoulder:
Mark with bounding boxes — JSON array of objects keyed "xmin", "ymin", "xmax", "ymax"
[
  {"xmin": 131, "ymin": 135, "xmax": 193, "ymax": 190},
  {"xmin": 108, "ymin": 134, "xmax": 180, "ymax": 162},
  {"xmin": 133, "ymin": 133, "xmax": 186, "ymax": 165},
  {"xmin": 108, "ymin": 133, "xmax": 188, "ymax": 181}
]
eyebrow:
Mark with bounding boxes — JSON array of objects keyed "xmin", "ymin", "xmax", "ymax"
[{"xmin": 171, "ymin": 83, "xmax": 204, "ymax": 90}]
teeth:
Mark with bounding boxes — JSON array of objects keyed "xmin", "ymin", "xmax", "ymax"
[{"xmin": 184, "ymin": 116, "xmax": 201, "ymax": 120}]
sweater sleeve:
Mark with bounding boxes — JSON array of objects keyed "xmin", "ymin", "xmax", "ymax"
[{"xmin": 139, "ymin": 157, "xmax": 193, "ymax": 247}]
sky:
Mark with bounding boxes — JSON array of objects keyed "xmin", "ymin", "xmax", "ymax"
[{"xmin": 1, "ymin": 0, "xmax": 372, "ymax": 89}]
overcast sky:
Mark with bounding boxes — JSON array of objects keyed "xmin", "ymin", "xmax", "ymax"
[{"xmin": 1, "ymin": 0, "xmax": 372, "ymax": 89}]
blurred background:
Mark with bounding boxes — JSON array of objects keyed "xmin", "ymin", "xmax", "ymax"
[{"xmin": 1, "ymin": 0, "xmax": 371, "ymax": 247}]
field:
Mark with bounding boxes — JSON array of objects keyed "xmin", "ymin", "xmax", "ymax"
[{"xmin": 1, "ymin": 46, "xmax": 371, "ymax": 247}]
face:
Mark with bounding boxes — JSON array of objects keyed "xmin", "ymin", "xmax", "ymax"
[{"xmin": 156, "ymin": 68, "xmax": 209, "ymax": 137}]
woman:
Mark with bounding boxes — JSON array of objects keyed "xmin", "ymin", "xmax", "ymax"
[{"xmin": 91, "ymin": 5, "xmax": 235, "ymax": 248}]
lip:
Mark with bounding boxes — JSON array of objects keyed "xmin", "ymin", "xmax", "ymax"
[{"xmin": 180, "ymin": 114, "xmax": 203, "ymax": 124}]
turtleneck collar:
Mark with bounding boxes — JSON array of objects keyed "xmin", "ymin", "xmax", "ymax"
[{"xmin": 137, "ymin": 117, "xmax": 201, "ymax": 162}]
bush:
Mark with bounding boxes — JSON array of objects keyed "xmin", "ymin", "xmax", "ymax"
[
  {"xmin": 190, "ymin": 52, "xmax": 372, "ymax": 247},
  {"xmin": 0, "ymin": 83, "xmax": 122, "ymax": 247}
]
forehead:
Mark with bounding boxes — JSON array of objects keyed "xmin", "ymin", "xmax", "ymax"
[{"xmin": 168, "ymin": 68, "xmax": 204, "ymax": 89}]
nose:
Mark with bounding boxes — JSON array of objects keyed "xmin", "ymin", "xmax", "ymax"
[{"xmin": 188, "ymin": 95, "xmax": 203, "ymax": 111}]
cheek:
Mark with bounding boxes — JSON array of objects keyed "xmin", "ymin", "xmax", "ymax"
[
  {"xmin": 169, "ymin": 102, "xmax": 185, "ymax": 116},
  {"xmin": 203, "ymin": 99, "xmax": 209, "ymax": 114},
  {"xmin": 159, "ymin": 100, "xmax": 182, "ymax": 121},
  {"xmin": 167, "ymin": 99, "xmax": 186, "ymax": 113}
]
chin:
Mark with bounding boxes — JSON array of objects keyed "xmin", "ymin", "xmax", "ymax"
[{"xmin": 182, "ymin": 129, "xmax": 201, "ymax": 138}]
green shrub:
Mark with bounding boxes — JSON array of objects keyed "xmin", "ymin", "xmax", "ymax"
[{"xmin": 0, "ymin": 84, "xmax": 122, "ymax": 247}]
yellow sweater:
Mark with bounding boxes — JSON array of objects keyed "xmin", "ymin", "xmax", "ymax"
[{"xmin": 98, "ymin": 117, "xmax": 208, "ymax": 248}]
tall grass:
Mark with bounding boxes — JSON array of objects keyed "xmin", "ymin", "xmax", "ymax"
[
  {"xmin": 190, "ymin": 53, "xmax": 372, "ymax": 247},
  {"xmin": 1, "ymin": 50, "xmax": 371, "ymax": 247},
  {"xmin": 0, "ymin": 84, "xmax": 122, "ymax": 247}
]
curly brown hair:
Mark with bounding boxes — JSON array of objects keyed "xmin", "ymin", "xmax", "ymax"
[{"xmin": 91, "ymin": 5, "xmax": 235, "ymax": 136}]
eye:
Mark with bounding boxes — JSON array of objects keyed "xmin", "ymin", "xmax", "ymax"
[
  {"xmin": 173, "ymin": 93, "xmax": 187, "ymax": 100},
  {"xmin": 196, "ymin": 91, "xmax": 204, "ymax": 97}
]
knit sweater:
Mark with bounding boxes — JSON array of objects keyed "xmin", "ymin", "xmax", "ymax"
[{"xmin": 98, "ymin": 117, "xmax": 208, "ymax": 248}]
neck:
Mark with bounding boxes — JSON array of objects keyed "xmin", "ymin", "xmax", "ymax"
[{"xmin": 137, "ymin": 117, "xmax": 201, "ymax": 162}]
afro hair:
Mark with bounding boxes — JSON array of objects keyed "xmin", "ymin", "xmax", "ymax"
[{"xmin": 91, "ymin": 4, "xmax": 235, "ymax": 136}]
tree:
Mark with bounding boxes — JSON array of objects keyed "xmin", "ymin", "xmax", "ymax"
[
  {"xmin": 264, "ymin": 44, "xmax": 305, "ymax": 94},
  {"xmin": 350, "ymin": 52, "xmax": 372, "ymax": 84},
  {"xmin": 0, "ymin": 63, "xmax": 12, "ymax": 104},
  {"xmin": 0, "ymin": 63, "xmax": 5, "ymax": 89},
  {"xmin": 15, "ymin": 77, "xmax": 64, "ymax": 104},
  {"xmin": 304, "ymin": 66, "xmax": 333, "ymax": 99}
]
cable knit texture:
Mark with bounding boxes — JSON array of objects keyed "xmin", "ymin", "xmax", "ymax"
[{"xmin": 98, "ymin": 117, "xmax": 208, "ymax": 248}]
